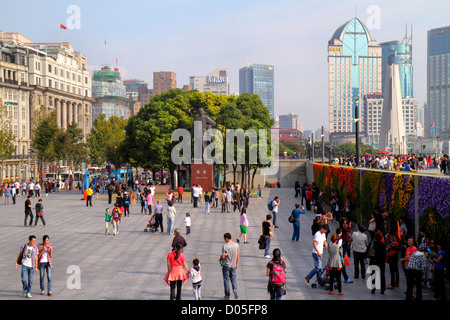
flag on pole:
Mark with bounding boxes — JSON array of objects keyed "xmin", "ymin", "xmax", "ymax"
[
  {"xmin": 431, "ymin": 122, "xmax": 435, "ymax": 131},
  {"xmin": 60, "ymin": 24, "xmax": 67, "ymax": 30}
]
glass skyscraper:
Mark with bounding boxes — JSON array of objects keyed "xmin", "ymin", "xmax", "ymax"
[
  {"xmin": 380, "ymin": 40, "xmax": 413, "ymax": 99},
  {"xmin": 239, "ymin": 64, "xmax": 274, "ymax": 118},
  {"xmin": 426, "ymin": 25, "xmax": 450, "ymax": 138}
]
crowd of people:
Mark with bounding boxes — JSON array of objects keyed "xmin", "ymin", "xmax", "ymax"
[
  {"xmin": 334, "ymin": 153, "xmax": 450, "ymax": 174},
  {"xmin": 10, "ymin": 173, "xmax": 447, "ymax": 301},
  {"xmin": 299, "ymin": 182, "xmax": 447, "ymax": 300}
]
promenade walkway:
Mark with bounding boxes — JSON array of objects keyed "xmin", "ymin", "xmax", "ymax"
[{"xmin": 0, "ymin": 187, "xmax": 439, "ymax": 300}]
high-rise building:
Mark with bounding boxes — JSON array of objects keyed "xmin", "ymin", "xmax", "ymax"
[
  {"xmin": 189, "ymin": 68, "xmax": 229, "ymax": 96},
  {"xmin": 278, "ymin": 113, "xmax": 302, "ymax": 131},
  {"xmin": 380, "ymin": 39, "xmax": 413, "ymax": 99},
  {"xmin": 426, "ymin": 25, "xmax": 450, "ymax": 139},
  {"xmin": 239, "ymin": 64, "xmax": 274, "ymax": 118},
  {"xmin": 92, "ymin": 66, "xmax": 134, "ymax": 120},
  {"xmin": 153, "ymin": 71, "xmax": 177, "ymax": 95},
  {"xmin": 123, "ymin": 79, "xmax": 148, "ymax": 100},
  {"xmin": 328, "ymin": 18, "xmax": 382, "ymax": 145}
]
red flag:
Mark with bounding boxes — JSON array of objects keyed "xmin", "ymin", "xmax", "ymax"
[{"xmin": 60, "ymin": 24, "xmax": 67, "ymax": 30}]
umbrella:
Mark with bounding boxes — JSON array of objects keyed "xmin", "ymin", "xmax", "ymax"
[
  {"xmin": 377, "ymin": 150, "xmax": 391, "ymax": 155},
  {"xmin": 363, "ymin": 153, "xmax": 371, "ymax": 156}
]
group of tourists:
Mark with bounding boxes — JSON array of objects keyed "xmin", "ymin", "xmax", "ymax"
[{"xmin": 335, "ymin": 153, "xmax": 450, "ymax": 175}]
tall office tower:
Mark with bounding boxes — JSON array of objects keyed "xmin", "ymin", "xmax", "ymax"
[
  {"xmin": 380, "ymin": 28, "xmax": 413, "ymax": 99},
  {"xmin": 189, "ymin": 68, "xmax": 229, "ymax": 95},
  {"xmin": 328, "ymin": 18, "xmax": 382, "ymax": 145},
  {"xmin": 92, "ymin": 66, "xmax": 134, "ymax": 120},
  {"xmin": 239, "ymin": 64, "xmax": 274, "ymax": 118},
  {"xmin": 278, "ymin": 113, "xmax": 302, "ymax": 130},
  {"xmin": 379, "ymin": 64, "xmax": 407, "ymax": 154},
  {"xmin": 426, "ymin": 25, "xmax": 450, "ymax": 139}
]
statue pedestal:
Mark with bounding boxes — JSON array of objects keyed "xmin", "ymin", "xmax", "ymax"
[{"xmin": 191, "ymin": 162, "xmax": 214, "ymax": 192}]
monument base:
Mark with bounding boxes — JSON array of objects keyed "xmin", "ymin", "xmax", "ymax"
[{"xmin": 191, "ymin": 162, "xmax": 214, "ymax": 192}]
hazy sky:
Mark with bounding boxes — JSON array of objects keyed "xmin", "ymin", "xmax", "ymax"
[{"xmin": 1, "ymin": 0, "xmax": 449, "ymax": 132}]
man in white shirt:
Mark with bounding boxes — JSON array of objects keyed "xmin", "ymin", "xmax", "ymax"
[
  {"xmin": 192, "ymin": 184, "xmax": 199, "ymax": 208},
  {"xmin": 304, "ymin": 224, "xmax": 329, "ymax": 285}
]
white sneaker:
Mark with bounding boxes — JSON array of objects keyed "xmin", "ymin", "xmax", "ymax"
[
  {"xmin": 264, "ymin": 255, "xmax": 271, "ymax": 258},
  {"xmin": 26, "ymin": 293, "xmax": 32, "ymax": 298}
]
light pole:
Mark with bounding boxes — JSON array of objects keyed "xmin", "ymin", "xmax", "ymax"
[
  {"xmin": 354, "ymin": 97, "xmax": 360, "ymax": 167},
  {"xmin": 321, "ymin": 126, "xmax": 325, "ymax": 164}
]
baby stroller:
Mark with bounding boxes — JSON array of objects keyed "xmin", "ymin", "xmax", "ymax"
[
  {"xmin": 144, "ymin": 214, "xmax": 157, "ymax": 232},
  {"xmin": 311, "ymin": 266, "xmax": 336, "ymax": 290}
]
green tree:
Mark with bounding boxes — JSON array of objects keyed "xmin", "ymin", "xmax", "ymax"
[
  {"xmin": 31, "ymin": 105, "xmax": 60, "ymax": 179},
  {"xmin": 88, "ymin": 114, "xmax": 128, "ymax": 166},
  {"xmin": 54, "ymin": 122, "xmax": 88, "ymax": 188}
]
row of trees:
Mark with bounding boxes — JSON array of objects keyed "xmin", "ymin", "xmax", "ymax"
[{"xmin": 29, "ymin": 90, "xmax": 274, "ymax": 188}]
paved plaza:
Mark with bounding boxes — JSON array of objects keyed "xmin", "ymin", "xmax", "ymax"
[{"xmin": 0, "ymin": 187, "xmax": 442, "ymax": 301}]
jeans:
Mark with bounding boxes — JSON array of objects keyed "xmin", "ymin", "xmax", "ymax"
[
  {"xmin": 21, "ymin": 265, "xmax": 34, "ymax": 294},
  {"xmin": 193, "ymin": 282, "xmax": 201, "ymax": 300},
  {"xmin": 24, "ymin": 211, "xmax": 33, "ymax": 226},
  {"xmin": 305, "ymin": 253, "xmax": 322, "ymax": 282},
  {"xmin": 222, "ymin": 265, "xmax": 237, "ymax": 298},
  {"xmin": 193, "ymin": 196, "xmax": 198, "ymax": 208},
  {"xmin": 167, "ymin": 217, "xmax": 174, "ymax": 235},
  {"xmin": 292, "ymin": 222, "xmax": 300, "ymax": 241},
  {"xmin": 272, "ymin": 211, "xmax": 277, "ymax": 226},
  {"xmin": 205, "ymin": 202, "xmax": 210, "ymax": 214},
  {"xmin": 264, "ymin": 236, "xmax": 271, "ymax": 256},
  {"xmin": 39, "ymin": 262, "xmax": 52, "ymax": 293},
  {"xmin": 406, "ymin": 269, "xmax": 422, "ymax": 300},
  {"xmin": 270, "ymin": 291, "xmax": 283, "ymax": 300}
]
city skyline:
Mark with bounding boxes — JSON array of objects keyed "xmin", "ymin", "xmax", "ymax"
[{"xmin": 1, "ymin": 0, "xmax": 449, "ymax": 132}]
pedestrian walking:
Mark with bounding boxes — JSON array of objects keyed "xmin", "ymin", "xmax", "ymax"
[
  {"xmin": 386, "ymin": 234, "xmax": 401, "ymax": 289},
  {"xmin": 204, "ymin": 191, "xmax": 211, "ymax": 214},
  {"xmin": 104, "ymin": 208, "xmax": 111, "ymax": 235},
  {"xmin": 304, "ymin": 224, "xmax": 329, "ymax": 285},
  {"xmin": 33, "ymin": 199, "xmax": 46, "ymax": 227},
  {"xmin": 236, "ymin": 207, "xmax": 249, "ymax": 244},
  {"xmin": 111, "ymin": 205, "xmax": 121, "ymax": 236},
  {"xmin": 154, "ymin": 200, "xmax": 164, "ymax": 233},
  {"xmin": 221, "ymin": 233, "xmax": 240, "ymax": 300},
  {"xmin": 37, "ymin": 235, "xmax": 53, "ymax": 296},
  {"xmin": 122, "ymin": 191, "xmax": 130, "ymax": 217},
  {"xmin": 270, "ymin": 196, "xmax": 280, "ymax": 228},
  {"xmin": 190, "ymin": 254, "xmax": 202, "ymax": 300},
  {"xmin": 351, "ymin": 224, "xmax": 369, "ymax": 279},
  {"xmin": 85, "ymin": 186, "xmax": 93, "ymax": 207},
  {"xmin": 15, "ymin": 235, "xmax": 39, "ymax": 298},
  {"xmin": 164, "ymin": 242, "xmax": 190, "ymax": 300},
  {"xmin": 24, "ymin": 195, "xmax": 34, "ymax": 227},
  {"xmin": 405, "ymin": 246, "xmax": 426, "ymax": 301},
  {"xmin": 167, "ymin": 201, "xmax": 176, "ymax": 235},
  {"xmin": 266, "ymin": 248, "xmax": 287, "ymax": 300},
  {"xmin": 327, "ymin": 234, "xmax": 344, "ymax": 295},
  {"xmin": 262, "ymin": 214, "xmax": 275, "ymax": 258},
  {"xmin": 172, "ymin": 228, "xmax": 187, "ymax": 251},
  {"xmin": 291, "ymin": 204, "xmax": 305, "ymax": 242},
  {"xmin": 185, "ymin": 213, "xmax": 191, "ymax": 235}
]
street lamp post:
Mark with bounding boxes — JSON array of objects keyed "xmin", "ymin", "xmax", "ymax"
[
  {"xmin": 354, "ymin": 97, "xmax": 360, "ymax": 167},
  {"xmin": 321, "ymin": 126, "xmax": 324, "ymax": 164}
]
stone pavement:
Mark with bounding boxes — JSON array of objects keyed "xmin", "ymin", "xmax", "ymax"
[{"xmin": 0, "ymin": 187, "xmax": 436, "ymax": 300}]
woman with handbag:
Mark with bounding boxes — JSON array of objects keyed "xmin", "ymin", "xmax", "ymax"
[
  {"xmin": 236, "ymin": 207, "xmax": 249, "ymax": 244},
  {"xmin": 37, "ymin": 235, "xmax": 53, "ymax": 296},
  {"xmin": 266, "ymin": 248, "xmax": 287, "ymax": 300},
  {"xmin": 34, "ymin": 199, "xmax": 46, "ymax": 227}
]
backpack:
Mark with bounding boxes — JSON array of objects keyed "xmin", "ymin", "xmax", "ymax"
[
  {"xmin": 267, "ymin": 201, "xmax": 274, "ymax": 211},
  {"xmin": 270, "ymin": 261, "xmax": 286, "ymax": 286},
  {"xmin": 112, "ymin": 208, "xmax": 120, "ymax": 220}
]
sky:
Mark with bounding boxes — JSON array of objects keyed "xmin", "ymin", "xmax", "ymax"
[{"xmin": 1, "ymin": 0, "xmax": 449, "ymax": 132}]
